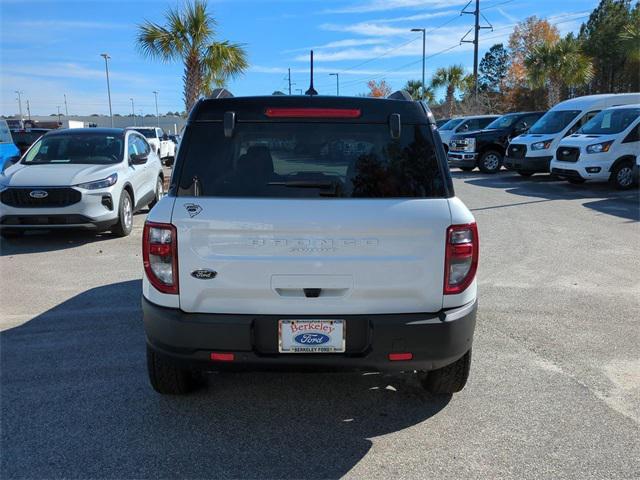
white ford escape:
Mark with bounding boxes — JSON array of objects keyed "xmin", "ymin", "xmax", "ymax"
[
  {"xmin": 142, "ymin": 92, "xmax": 479, "ymax": 395},
  {"xmin": 0, "ymin": 128, "xmax": 164, "ymax": 237}
]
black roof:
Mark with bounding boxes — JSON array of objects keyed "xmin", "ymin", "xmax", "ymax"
[
  {"xmin": 45, "ymin": 128, "xmax": 125, "ymax": 136},
  {"xmin": 189, "ymin": 95, "xmax": 430, "ymax": 124}
]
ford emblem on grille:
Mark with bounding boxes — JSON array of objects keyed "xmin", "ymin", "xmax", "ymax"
[
  {"xmin": 294, "ymin": 333, "xmax": 330, "ymax": 345},
  {"xmin": 29, "ymin": 190, "xmax": 48, "ymax": 199},
  {"xmin": 191, "ymin": 269, "xmax": 217, "ymax": 280}
]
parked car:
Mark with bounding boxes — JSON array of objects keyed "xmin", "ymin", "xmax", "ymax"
[
  {"xmin": 0, "ymin": 120, "xmax": 21, "ymax": 172},
  {"xmin": 11, "ymin": 128, "xmax": 51, "ymax": 156},
  {"xmin": 142, "ymin": 92, "xmax": 479, "ymax": 395},
  {"xmin": 504, "ymin": 93, "xmax": 640, "ymax": 176},
  {"xmin": 127, "ymin": 127, "xmax": 176, "ymax": 166},
  {"xmin": 437, "ymin": 115, "xmax": 499, "ymax": 152},
  {"xmin": 550, "ymin": 104, "xmax": 640, "ymax": 189},
  {"xmin": 435, "ymin": 118, "xmax": 451, "ymax": 128},
  {"xmin": 0, "ymin": 128, "xmax": 164, "ymax": 238},
  {"xmin": 447, "ymin": 111, "xmax": 544, "ymax": 173}
]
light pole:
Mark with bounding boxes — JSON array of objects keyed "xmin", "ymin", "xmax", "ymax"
[
  {"xmin": 139, "ymin": 109, "xmax": 144, "ymax": 126},
  {"xmin": 56, "ymin": 106, "xmax": 61, "ymax": 124},
  {"xmin": 152, "ymin": 91, "xmax": 159, "ymax": 126},
  {"xmin": 14, "ymin": 91, "xmax": 24, "ymax": 121},
  {"xmin": 411, "ymin": 28, "xmax": 426, "ymax": 99},
  {"xmin": 329, "ymin": 73, "xmax": 340, "ymax": 96},
  {"xmin": 130, "ymin": 98, "xmax": 135, "ymax": 126},
  {"xmin": 26, "ymin": 100, "xmax": 31, "ymax": 120},
  {"xmin": 100, "ymin": 53, "xmax": 113, "ymax": 127},
  {"xmin": 64, "ymin": 94, "xmax": 69, "ymax": 116}
]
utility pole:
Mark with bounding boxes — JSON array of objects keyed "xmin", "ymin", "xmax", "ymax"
[
  {"xmin": 26, "ymin": 100, "xmax": 31, "ymax": 120},
  {"xmin": 100, "ymin": 53, "xmax": 113, "ymax": 127},
  {"xmin": 130, "ymin": 98, "xmax": 135, "ymax": 126},
  {"xmin": 461, "ymin": 0, "xmax": 492, "ymax": 99},
  {"xmin": 411, "ymin": 28, "xmax": 426, "ymax": 98},
  {"xmin": 56, "ymin": 106, "xmax": 61, "ymax": 124},
  {"xmin": 14, "ymin": 91, "xmax": 24, "ymax": 121},
  {"xmin": 152, "ymin": 91, "xmax": 159, "ymax": 126},
  {"xmin": 64, "ymin": 94, "xmax": 69, "ymax": 116},
  {"xmin": 329, "ymin": 73, "xmax": 340, "ymax": 96},
  {"xmin": 288, "ymin": 68, "xmax": 292, "ymax": 95},
  {"xmin": 139, "ymin": 109, "xmax": 144, "ymax": 126}
]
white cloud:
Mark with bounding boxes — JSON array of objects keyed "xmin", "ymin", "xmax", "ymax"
[
  {"xmin": 321, "ymin": 22, "xmax": 413, "ymax": 37},
  {"xmin": 11, "ymin": 20, "xmax": 130, "ymax": 29},
  {"xmin": 4, "ymin": 63, "xmax": 149, "ymax": 84},
  {"xmin": 367, "ymin": 9, "xmax": 459, "ymax": 23},
  {"xmin": 250, "ymin": 65, "xmax": 421, "ymax": 77},
  {"xmin": 282, "ymin": 38, "xmax": 389, "ymax": 54},
  {"xmin": 324, "ymin": 0, "xmax": 468, "ymax": 14}
]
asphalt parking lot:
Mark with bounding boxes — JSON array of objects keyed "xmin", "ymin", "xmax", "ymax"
[{"xmin": 1, "ymin": 171, "xmax": 638, "ymax": 479}]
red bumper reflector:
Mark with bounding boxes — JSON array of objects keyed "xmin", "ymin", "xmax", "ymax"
[
  {"xmin": 210, "ymin": 352, "xmax": 235, "ymax": 362},
  {"xmin": 388, "ymin": 352, "xmax": 413, "ymax": 361},
  {"xmin": 265, "ymin": 108, "xmax": 361, "ymax": 118}
]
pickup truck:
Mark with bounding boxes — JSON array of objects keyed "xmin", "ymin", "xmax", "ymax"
[{"xmin": 128, "ymin": 127, "xmax": 175, "ymax": 166}]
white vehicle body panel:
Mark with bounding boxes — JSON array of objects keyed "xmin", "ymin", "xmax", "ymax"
[{"xmin": 510, "ymin": 93, "xmax": 640, "ymax": 161}]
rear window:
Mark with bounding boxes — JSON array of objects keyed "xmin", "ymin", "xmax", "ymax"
[{"xmin": 176, "ymin": 122, "xmax": 446, "ymax": 198}]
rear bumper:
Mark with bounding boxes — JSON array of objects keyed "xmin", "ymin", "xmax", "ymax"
[
  {"xmin": 143, "ymin": 297, "xmax": 477, "ymax": 372},
  {"xmin": 504, "ymin": 155, "xmax": 553, "ymax": 173}
]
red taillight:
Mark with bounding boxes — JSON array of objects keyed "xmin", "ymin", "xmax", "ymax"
[
  {"xmin": 444, "ymin": 223, "xmax": 479, "ymax": 295},
  {"xmin": 211, "ymin": 352, "xmax": 235, "ymax": 362},
  {"xmin": 264, "ymin": 108, "xmax": 361, "ymax": 118},
  {"xmin": 388, "ymin": 352, "xmax": 413, "ymax": 361},
  {"xmin": 143, "ymin": 221, "xmax": 179, "ymax": 294}
]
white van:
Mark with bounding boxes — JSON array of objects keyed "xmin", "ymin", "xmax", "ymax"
[
  {"xmin": 550, "ymin": 105, "xmax": 639, "ymax": 189},
  {"xmin": 504, "ymin": 93, "xmax": 640, "ymax": 176},
  {"xmin": 438, "ymin": 115, "xmax": 499, "ymax": 151}
]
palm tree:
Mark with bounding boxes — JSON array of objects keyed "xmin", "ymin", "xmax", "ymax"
[
  {"xmin": 403, "ymin": 80, "xmax": 434, "ymax": 102},
  {"xmin": 525, "ymin": 36, "xmax": 593, "ymax": 108},
  {"xmin": 620, "ymin": 23, "xmax": 640, "ymax": 63},
  {"xmin": 137, "ymin": 0, "xmax": 248, "ymax": 112},
  {"xmin": 430, "ymin": 65, "xmax": 465, "ymax": 116}
]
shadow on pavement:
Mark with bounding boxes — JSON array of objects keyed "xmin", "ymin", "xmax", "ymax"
[
  {"xmin": 452, "ymin": 170, "xmax": 640, "ymax": 222},
  {"xmin": 1, "ymin": 280, "xmax": 449, "ymax": 479}
]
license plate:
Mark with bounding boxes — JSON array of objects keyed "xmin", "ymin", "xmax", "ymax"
[{"xmin": 278, "ymin": 319, "xmax": 345, "ymax": 353}]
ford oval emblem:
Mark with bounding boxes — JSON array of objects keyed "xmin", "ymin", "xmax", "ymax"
[
  {"xmin": 29, "ymin": 190, "xmax": 48, "ymax": 199},
  {"xmin": 294, "ymin": 333, "xmax": 330, "ymax": 345},
  {"xmin": 191, "ymin": 269, "xmax": 217, "ymax": 280}
]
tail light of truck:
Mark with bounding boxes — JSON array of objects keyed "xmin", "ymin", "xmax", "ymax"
[
  {"xmin": 143, "ymin": 222, "xmax": 179, "ymax": 294},
  {"xmin": 444, "ymin": 223, "xmax": 478, "ymax": 295}
]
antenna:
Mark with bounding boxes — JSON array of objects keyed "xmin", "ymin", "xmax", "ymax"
[{"xmin": 305, "ymin": 50, "xmax": 318, "ymax": 96}]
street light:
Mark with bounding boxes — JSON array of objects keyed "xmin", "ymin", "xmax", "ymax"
[
  {"xmin": 410, "ymin": 28, "xmax": 426, "ymax": 99},
  {"xmin": 100, "ymin": 53, "xmax": 113, "ymax": 127},
  {"xmin": 329, "ymin": 73, "xmax": 340, "ymax": 96},
  {"xmin": 64, "ymin": 94, "xmax": 69, "ymax": 116},
  {"xmin": 130, "ymin": 98, "xmax": 135, "ymax": 126},
  {"xmin": 152, "ymin": 91, "xmax": 159, "ymax": 127},
  {"xmin": 56, "ymin": 106, "xmax": 61, "ymax": 124},
  {"xmin": 14, "ymin": 90, "xmax": 24, "ymax": 121}
]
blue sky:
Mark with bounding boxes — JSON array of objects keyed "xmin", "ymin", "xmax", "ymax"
[{"xmin": 0, "ymin": 0, "xmax": 597, "ymax": 116}]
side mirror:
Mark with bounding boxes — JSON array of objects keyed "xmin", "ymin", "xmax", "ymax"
[
  {"xmin": 389, "ymin": 113, "xmax": 401, "ymax": 139},
  {"xmin": 130, "ymin": 153, "xmax": 148, "ymax": 165}
]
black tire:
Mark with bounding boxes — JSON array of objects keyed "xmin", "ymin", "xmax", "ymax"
[
  {"xmin": 517, "ymin": 171, "xmax": 533, "ymax": 177},
  {"xmin": 147, "ymin": 346, "xmax": 196, "ymax": 395},
  {"xmin": 478, "ymin": 150, "xmax": 502, "ymax": 173},
  {"xmin": 111, "ymin": 189, "xmax": 133, "ymax": 237},
  {"xmin": 610, "ymin": 160, "xmax": 637, "ymax": 190},
  {"xmin": 460, "ymin": 166, "xmax": 474, "ymax": 172},
  {"xmin": 421, "ymin": 349, "xmax": 471, "ymax": 394},
  {"xmin": 0, "ymin": 229, "xmax": 23, "ymax": 239},
  {"xmin": 568, "ymin": 178, "xmax": 586, "ymax": 185},
  {"xmin": 148, "ymin": 176, "xmax": 164, "ymax": 210}
]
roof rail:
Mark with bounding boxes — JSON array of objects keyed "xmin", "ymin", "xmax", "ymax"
[
  {"xmin": 208, "ymin": 88, "xmax": 234, "ymax": 99},
  {"xmin": 387, "ymin": 90, "xmax": 413, "ymax": 101}
]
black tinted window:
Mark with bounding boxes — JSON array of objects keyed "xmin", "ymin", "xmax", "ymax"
[{"xmin": 177, "ymin": 122, "xmax": 446, "ymax": 198}]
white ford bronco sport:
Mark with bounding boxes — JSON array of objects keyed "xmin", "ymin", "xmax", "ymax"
[{"xmin": 142, "ymin": 91, "xmax": 479, "ymax": 395}]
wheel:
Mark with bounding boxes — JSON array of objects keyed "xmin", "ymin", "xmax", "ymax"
[
  {"xmin": 111, "ymin": 190, "xmax": 133, "ymax": 237},
  {"xmin": 610, "ymin": 160, "xmax": 637, "ymax": 190},
  {"xmin": 420, "ymin": 349, "xmax": 471, "ymax": 394},
  {"xmin": 478, "ymin": 151, "xmax": 502, "ymax": 173},
  {"xmin": 568, "ymin": 178, "xmax": 586, "ymax": 185},
  {"xmin": 0, "ymin": 229, "xmax": 23, "ymax": 239},
  {"xmin": 517, "ymin": 171, "xmax": 533, "ymax": 177},
  {"xmin": 460, "ymin": 166, "xmax": 474, "ymax": 172},
  {"xmin": 147, "ymin": 346, "xmax": 196, "ymax": 395},
  {"xmin": 148, "ymin": 176, "xmax": 164, "ymax": 209}
]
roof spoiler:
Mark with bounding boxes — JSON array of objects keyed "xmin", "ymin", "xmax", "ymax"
[
  {"xmin": 387, "ymin": 90, "xmax": 413, "ymax": 101},
  {"xmin": 208, "ymin": 88, "xmax": 234, "ymax": 99}
]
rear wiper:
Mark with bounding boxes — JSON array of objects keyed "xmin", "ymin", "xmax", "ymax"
[{"xmin": 267, "ymin": 181, "xmax": 336, "ymax": 189}]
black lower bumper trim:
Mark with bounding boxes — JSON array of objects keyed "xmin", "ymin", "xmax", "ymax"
[
  {"xmin": 551, "ymin": 168, "xmax": 585, "ymax": 180},
  {"xmin": 142, "ymin": 297, "xmax": 477, "ymax": 372},
  {"xmin": 504, "ymin": 155, "xmax": 553, "ymax": 173},
  {"xmin": 0, "ymin": 214, "xmax": 118, "ymax": 231}
]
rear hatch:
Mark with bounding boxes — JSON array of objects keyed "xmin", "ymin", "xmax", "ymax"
[{"xmin": 171, "ymin": 99, "xmax": 452, "ymax": 315}]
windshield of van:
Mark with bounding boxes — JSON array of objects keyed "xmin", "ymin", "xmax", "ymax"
[
  {"xmin": 578, "ymin": 108, "xmax": 640, "ymax": 135},
  {"xmin": 528, "ymin": 110, "xmax": 581, "ymax": 134},
  {"xmin": 22, "ymin": 133, "xmax": 124, "ymax": 165},
  {"xmin": 485, "ymin": 114, "xmax": 519, "ymax": 130},
  {"xmin": 0, "ymin": 122, "xmax": 13, "ymax": 144},
  {"xmin": 438, "ymin": 118, "xmax": 463, "ymax": 130},
  {"xmin": 176, "ymin": 122, "xmax": 447, "ymax": 198}
]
